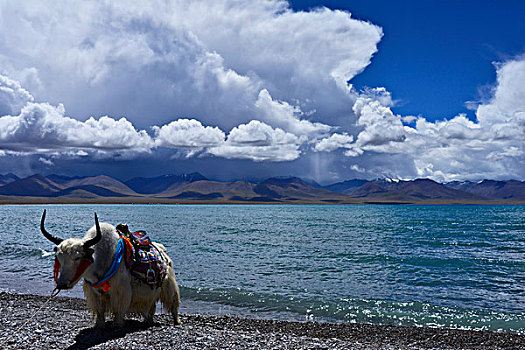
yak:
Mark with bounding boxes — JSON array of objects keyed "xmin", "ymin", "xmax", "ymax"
[{"xmin": 40, "ymin": 210, "xmax": 181, "ymax": 327}]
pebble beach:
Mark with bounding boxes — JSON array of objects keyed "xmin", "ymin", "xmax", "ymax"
[{"xmin": 1, "ymin": 292, "xmax": 523, "ymax": 350}]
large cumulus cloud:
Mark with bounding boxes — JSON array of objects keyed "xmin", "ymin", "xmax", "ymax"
[
  {"xmin": 0, "ymin": 0, "xmax": 383, "ymax": 169},
  {"xmin": 0, "ymin": 0, "xmax": 381, "ymax": 131}
]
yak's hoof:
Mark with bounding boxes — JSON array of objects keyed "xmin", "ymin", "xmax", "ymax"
[{"xmin": 113, "ymin": 318, "xmax": 125, "ymax": 328}]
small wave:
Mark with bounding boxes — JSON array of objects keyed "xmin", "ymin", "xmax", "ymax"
[
  {"xmin": 0, "ymin": 245, "xmax": 55, "ymax": 259},
  {"xmin": 40, "ymin": 249, "xmax": 54, "ymax": 258},
  {"xmin": 179, "ymin": 285, "xmax": 525, "ymax": 334}
]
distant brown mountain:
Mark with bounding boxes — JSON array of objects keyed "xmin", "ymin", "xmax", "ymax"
[
  {"xmin": 124, "ymin": 173, "xmax": 207, "ymax": 194},
  {"xmin": 0, "ymin": 174, "xmax": 136, "ymax": 198},
  {"xmin": 251, "ymin": 177, "xmax": 352, "ymax": 202},
  {"xmin": 51, "ymin": 185, "xmax": 131, "ymax": 198},
  {"xmin": 159, "ymin": 180, "xmax": 257, "ymax": 199},
  {"xmin": 0, "ymin": 174, "xmax": 61, "ymax": 196},
  {"xmin": 447, "ymin": 180, "xmax": 525, "ymax": 201},
  {"xmin": 324, "ymin": 179, "xmax": 368, "ymax": 194},
  {"xmin": 46, "ymin": 174, "xmax": 87, "ymax": 185},
  {"xmin": 54, "ymin": 175, "xmax": 138, "ymax": 195},
  {"xmin": 325, "ymin": 178, "xmax": 524, "ymax": 203},
  {"xmin": 388, "ymin": 179, "xmax": 485, "ymax": 202},
  {"xmin": 349, "ymin": 181, "xmax": 413, "ymax": 202},
  {"xmin": 157, "ymin": 177, "xmax": 352, "ymax": 203},
  {"xmin": 0, "ymin": 173, "xmax": 523, "ymax": 204}
]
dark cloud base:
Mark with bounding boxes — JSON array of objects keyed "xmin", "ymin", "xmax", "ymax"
[{"xmin": 1, "ymin": 151, "xmax": 362, "ymax": 185}]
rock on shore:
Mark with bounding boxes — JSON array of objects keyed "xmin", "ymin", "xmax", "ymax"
[{"xmin": 0, "ymin": 292, "xmax": 523, "ymax": 349}]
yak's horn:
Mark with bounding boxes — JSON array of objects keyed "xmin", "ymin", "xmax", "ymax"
[
  {"xmin": 40, "ymin": 209, "xmax": 63, "ymax": 245},
  {"xmin": 84, "ymin": 213, "xmax": 102, "ymax": 248}
]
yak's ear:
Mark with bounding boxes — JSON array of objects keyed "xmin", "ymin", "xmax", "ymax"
[{"xmin": 83, "ymin": 246, "xmax": 95, "ymax": 261}]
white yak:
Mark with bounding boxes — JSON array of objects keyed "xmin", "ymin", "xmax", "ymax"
[{"xmin": 40, "ymin": 210, "xmax": 181, "ymax": 327}]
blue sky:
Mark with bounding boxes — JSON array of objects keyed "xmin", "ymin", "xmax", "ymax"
[
  {"xmin": 0, "ymin": 0, "xmax": 524, "ymax": 183},
  {"xmin": 292, "ymin": 0, "xmax": 525, "ymax": 121}
]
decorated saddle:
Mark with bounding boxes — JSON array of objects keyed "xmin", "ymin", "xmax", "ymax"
[{"xmin": 116, "ymin": 224, "xmax": 167, "ymax": 288}]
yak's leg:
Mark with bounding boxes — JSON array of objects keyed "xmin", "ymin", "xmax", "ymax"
[
  {"xmin": 95, "ymin": 297, "xmax": 107, "ymax": 328},
  {"xmin": 171, "ymin": 284, "xmax": 181, "ymax": 326},
  {"xmin": 110, "ymin": 286, "xmax": 130, "ymax": 328},
  {"xmin": 83, "ymin": 281, "xmax": 107, "ymax": 328},
  {"xmin": 144, "ymin": 302, "xmax": 156, "ymax": 324},
  {"xmin": 161, "ymin": 269, "xmax": 182, "ymax": 325},
  {"xmin": 109, "ymin": 266, "xmax": 132, "ymax": 328},
  {"xmin": 111, "ymin": 296, "xmax": 127, "ymax": 328}
]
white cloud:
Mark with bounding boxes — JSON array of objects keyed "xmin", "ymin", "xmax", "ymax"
[
  {"xmin": 351, "ymin": 91, "xmax": 407, "ymax": 148},
  {"xmin": 254, "ymin": 89, "xmax": 332, "ymax": 137},
  {"xmin": 0, "ymin": 74, "xmax": 34, "ymax": 116},
  {"xmin": 38, "ymin": 157, "xmax": 54, "ymax": 166},
  {"xmin": 0, "ymin": 100, "xmax": 153, "ymax": 155},
  {"xmin": 476, "ymin": 58, "xmax": 525, "ymax": 126},
  {"xmin": 176, "ymin": 2, "xmax": 383, "ymax": 116},
  {"xmin": 209, "ymin": 120, "xmax": 302, "ymax": 162},
  {"xmin": 153, "ymin": 119, "xmax": 225, "ymax": 148},
  {"xmin": 314, "ymin": 133, "xmax": 354, "ymax": 152}
]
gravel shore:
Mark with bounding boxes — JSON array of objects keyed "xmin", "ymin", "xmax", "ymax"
[{"xmin": 0, "ymin": 292, "xmax": 523, "ymax": 349}]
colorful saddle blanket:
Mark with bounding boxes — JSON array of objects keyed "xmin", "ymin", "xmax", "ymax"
[
  {"xmin": 118, "ymin": 226, "xmax": 167, "ymax": 288},
  {"xmin": 130, "ymin": 230, "xmax": 152, "ymax": 247}
]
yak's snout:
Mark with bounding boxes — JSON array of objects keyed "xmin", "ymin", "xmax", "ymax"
[{"xmin": 56, "ymin": 280, "xmax": 72, "ymax": 290}]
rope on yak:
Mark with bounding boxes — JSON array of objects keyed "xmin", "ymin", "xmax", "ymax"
[{"xmin": 0, "ymin": 288, "xmax": 61, "ymax": 347}]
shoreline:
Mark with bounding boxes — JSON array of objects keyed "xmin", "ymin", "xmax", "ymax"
[
  {"xmin": 1, "ymin": 292, "xmax": 523, "ymax": 349},
  {"xmin": 1, "ymin": 198, "xmax": 525, "ymax": 205}
]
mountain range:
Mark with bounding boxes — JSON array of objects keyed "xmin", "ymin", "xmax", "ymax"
[{"xmin": 0, "ymin": 173, "xmax": 524, "ymax": 204}]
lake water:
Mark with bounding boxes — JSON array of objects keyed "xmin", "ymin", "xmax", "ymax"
[{"xmin": 0, "ymin": 204, "xmax": 523, "ymax": 334}]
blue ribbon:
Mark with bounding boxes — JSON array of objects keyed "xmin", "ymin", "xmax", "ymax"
[{"xmin": 86, "ymin": 238, "xmax": 124, "ymax": 288}]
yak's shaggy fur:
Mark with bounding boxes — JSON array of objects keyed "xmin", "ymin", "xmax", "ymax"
[{"xmin": 55, "ymin": 222, "xmax": 181, "ymax": 328}]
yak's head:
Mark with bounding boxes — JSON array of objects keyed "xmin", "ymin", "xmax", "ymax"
[{"xmin": 41, "ymin": 210, "xmax": 102, "ymax": 290}]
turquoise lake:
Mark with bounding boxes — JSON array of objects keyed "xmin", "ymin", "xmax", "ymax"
[{"xmin": 1, "ymin": 204, "xmax": 523, "ymax": 333}]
